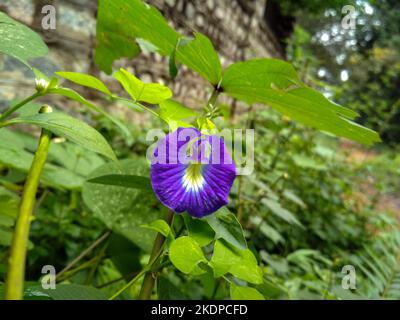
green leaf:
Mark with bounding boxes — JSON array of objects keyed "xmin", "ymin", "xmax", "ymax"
[
  {"xmin": 169, "ymin": 236, "xmax": 207, "ymax": 275},
  {"xmin": 94, "ymin": 0, "xmax": 140, "ymax": 74},
  {"xmin": 47, "ymin": 142, "xmax": 105, "ymax": 178},
  {"xmin": 55, "ymin": 72, "xmax": 112, "ymax": 95},
  {"xmin": 136, "ymin": 38, "xmax": 159, "ymax": 53},
  {"xmin": 221, "ymin": 59, "xmax": 380, "ymax": 145},
  {"xmin": 0, "ymin": 143, "xmax": 84, "ymax": 190},
  {"xmin": 230, "ymin": 283, "xmax": 265, "ymax": 300},
  {"xmin": 183, "ymin": 214, "xmax": 215, "ymax": 247},
  {"xmin": 15, "ymin": 101, "xmax": 42, "ymax": 117},
  {"xmin": 33, "ymin": 284, "xmax": 108, "ymax": 300},
  {"xmin": 141, "ymin": 219, "xmax": 171, "ymax": 238},
  {"xmin": 87, "ymin": 174, "xmax": 151, "ymax": 190},
  {"xmin": 0, "ymin": 187, "xmax": 19, "ymax": 221},
  {"xmin": 282, "ymin": 189, "xmax": 306, "ymax": 208},
  {"xmin": 107, "ymin": 0, "xmax": 179, "ymax": 56},
  {"xmin": 209, "ymin": 240, "xmax": 263, "ymax": 284},
  {"xmin": 0, "ymin": 11, "xmax": 48, "ymax": 66},
  {"xmin": 47, "ymin": 87, "xmax": 133, "ymax": 143},
  {"xmin": 5, "ymin": 112, "xmax": 117, "ymax": 162},
  {"xmin": 250, "ymin": 216, "xmax": 284, "ymax": 244},
  {"xmin": 159, "ymin": 99, "xmax": 196, "ymax": 121},
  {"xmin": 175, "ymin": 32, "xmax": 222, "ymax": 85},
  {"xmin": 0, "ymin": 283, "xmax": 46, "ymax": 300},
  {"xmin": 205, "ymin": 207, "xmax": 247, "ymax": 250},
  {"xmin": 0, "ymin": 129, "xmax": 86, "ymax": 189},
  {"xmin": 114, "ymin": 68, "xmax": 172, "ymax": 104},
  {"xmin": 82, "ymin": 159, "xmax": 163, "ymax": 251},
  {"xmin": 261, "ymin": 198, "xmax": 303, "ymax": 227},
  {"xmin": 157, "ymin": 276, "xmax": 187, "ymax": 299},
  {"xmin": 0, "ymin": 215, "xmax": 14, "ymax": 228},
  {"xmin": 95, "ymin": 0, "xmax": 221, "ymax": 84},
  {"xmin": 0, "ymin": 228, "xmax": 13, "ymax": 246},
  {"xmin": 221, "ymin": 58, "xmax": 302, "ymax": 92},
  {"xmin": 197, "ymin": 117, "xmax": 217, "ymax": 132},
  {"xmin": 168, "ymin": 42, "xmax": 179, "ymax": 79},
  {"xmin": 228, "ymin": 251, "xmax": 263, "ymax": 284},
  {"xmin": 159, "ymin": 99, "xmax": 196, "ymax": 129}
]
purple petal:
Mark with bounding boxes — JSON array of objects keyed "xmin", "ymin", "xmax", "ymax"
[{"xmin": 150, "ymin": 127, "xmax": 236, "ymax": 218}]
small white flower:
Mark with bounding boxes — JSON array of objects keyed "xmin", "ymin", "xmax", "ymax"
[{"xmin": 35, "ymin": 78, "xmax": 49, "ymax": 92}]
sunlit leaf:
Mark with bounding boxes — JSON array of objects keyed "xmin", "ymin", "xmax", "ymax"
[
  {"xmin": 209, "ymin": 239, "xmax": 263, "ymax": 284},
  {"xmin": 169, "ymin": 236, "xmax": 207, "ymax": 275},
  {"xmin": 55, "ymin": 72, "xmax": 112, "ymax": 95},
  {"xmin": 141, "ymin": 219, "xmax": 172, "ymax": 239},
  {"xmin": 183, "ymin": 214, "xmax": 215, "ymax": 247},
  {"xmin": 230, "ymin": 282, "xmax": 265, "ymax": 300},
  {"xmin": 114, "ymin": 68, "xmax": 172, "ymax": 104},
  {"xmin": 159, "ymin": 99, "xmax": 196, "ymax": 129}
]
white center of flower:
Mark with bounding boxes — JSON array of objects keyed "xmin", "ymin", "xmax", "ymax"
[{"xmin": 182, "ymin": 163, "xmax": 205, "ymax": 192}]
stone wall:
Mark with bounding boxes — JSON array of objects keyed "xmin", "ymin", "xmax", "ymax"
[{"xmin": 0, "ymin": 0, "xmax": 284, "ymax": 118}]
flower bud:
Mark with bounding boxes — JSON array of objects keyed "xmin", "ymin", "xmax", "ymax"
[{"xmin": 35, "ymin": 78, "xmax": 49, "ymax": 93}]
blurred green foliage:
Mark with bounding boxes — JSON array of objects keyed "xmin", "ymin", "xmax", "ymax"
[{"xmin": 285, "ymin": 0, "xmax": 400, "ymax": 145}]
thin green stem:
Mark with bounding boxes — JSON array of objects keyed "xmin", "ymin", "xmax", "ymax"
[
  {"xmin": 0, "ymin": 92, "xmax": 42, "ymax": 121},
  {"xmin": 56, "ymin": 231, "xmax": 111, "ymax": 279},
  {"xmin": 139, "ymin": 209, "xmax": 174, "ymax": 300},
  {"xmin": 236, "ymin": 176, "xmax": 244, "ymax": 223},
  {"xmin": 0, "ymin": 121, "xmax": 11, "ymax": 129},
  {"xmin": 56, "ymin": 256, "xmax": 102, "ymax": 283},
  {"xmin": 207, "ymin": 88, "xmax": 220, "ymax": 109},
  {"xmin": 108, "ymin": 210, "xmax": 174, "ymax": 300},
  {"xmin": 97, "ymin": 271, "xmax": 140, "ymax": 289},
  {"xmin": 85, "ymin": 240, "xmax": 109, "ymax": 285},
  {"xmin": 4, "ymin": 105, "xmax": 52, "ymax": 300},
  {"xmin": 108, "ymin": 268, "xmax": 148, "ymax": 300},
  {"xmin": 115, "ymin": 97, "xmax": 161, "ymax": 119},
  {"xmin": 204, "ymin": 88, "xmax": 220, "ymax": 118},
  {"xmin": 108, "ymin": 244, "xmax": 166, "ymax": 300}
]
